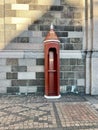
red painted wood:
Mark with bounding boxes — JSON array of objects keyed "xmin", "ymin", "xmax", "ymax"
[{"xmin": 44, "ymin": 27, "xmax": 60, "ymax": 96}]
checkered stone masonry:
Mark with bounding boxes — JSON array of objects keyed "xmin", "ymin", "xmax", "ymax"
[
  {"xmin": 0, "ymin": 53, "xmax": 85, "ymax": 94},
  {"xmin": 2, "ymin": 0, "xmax": 83, "ymax": 50},
  {"xmin": 60, "ymin": 58, "xmax": 85, "ymax": 94},
  {"xmin": 0, "ymin": 0, "xmax": 85, "ymax": 94}
]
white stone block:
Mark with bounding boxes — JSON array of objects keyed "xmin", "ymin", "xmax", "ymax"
[
  {"xmin": 93, "ymin": 17, "xmax": 98, "ymax": 49},
  {"xmin": 19, "ymin": 86, "xmax": 37, "ymax": 93},
  {"xmin": 0, "ymin": 66, "xmax": 11, "ymax": 72},
  {"xmin": 85, "ymin": 57, "xmax": 91, "ymax": 94},
  {"xmin": 32, "ymin": 31, "xmax": 42, "ymax": 37},
  {"xmin": 0, "ymin": 87, "xmax": 7, "ymax": 93},
  {"xmin": 0, "ymin": 80, "xmax": 11, "ymax": 87},
  {"xmin": 19, "ymin": 86, "xmax": 28, "ymax": 93},
  {"xmin": 77, "ymin": 79, "xmax": 85, "ymax": 86},
  {"xmin": 12, "ymin": 4, "xmax": 29, "ymax": 10},
  {"xmin": 19, "ymin": 59, "xmax": 36, "ymax": 66},
  {"xmin": 68, "ymin": 32, "xmax": 83, "ymax": 38},
  {"xmin": 27, "ymin": 66, "xmax": 44, "ymax": 72},
  {"xmin": 27, "ymin": 86, "xmax": 37, "ymax": 93},
  {"xmin": 24, "ymin": 52, "xmax": 44, "ymax": 58},
  {"xmin": 12, "ymin": 17, "xmax": 31, "ymax": 24},
  {"xmin": 53, "ymin": 0, "xmax": 60, "ymax": 5},
  {"xmin": 60, "ymin": 86, "xmax": 67, "ymax": 93},
  {"xmin": 0, "ymin": 51, "xmax": 24, "ymax": 58},
  {"xmin": 60, "ymin": 50, "xmax": 82, "ymax": 59},
  {"xmin": 91, "ymin": 57, "xmax": 98, "ymax": 95},
  {"xmin": 0, "ymin": 59, "xmax": 6, "ymax": 65},
  {"xmin": 0, "ymin": 73, "xmax": 6, "ymax": 79},
  {"xmin": 18, "ymin": 72, "xmax": 35, "ymax": 79},
  {"xmin": 38, "ymin": 0, "xmax": 53, "ymax": 5}
]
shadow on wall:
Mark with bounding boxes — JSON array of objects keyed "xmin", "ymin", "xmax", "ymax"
[{"xmin": 2, "ymin": 0, "xmax": 83, "ymax": 50}]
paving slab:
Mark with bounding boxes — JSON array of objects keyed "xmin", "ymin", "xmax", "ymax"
[{"xmin": 0, "ymin": 94, "xmax": 98, "ymax": 130}]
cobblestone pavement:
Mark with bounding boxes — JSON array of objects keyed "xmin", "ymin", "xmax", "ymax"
[{"xmin": 0, "ymin": 94, "xmax": 98, "ymax": 130}]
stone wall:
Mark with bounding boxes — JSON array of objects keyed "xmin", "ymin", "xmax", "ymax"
[
  {"xmin": 1, "ymin": 0, "xmax": 83, "ymax": 50},
  {"xmin": 0, "ymin": 0, "xmax": 85, "ymax": 95},
  {"xmin": 0, "ymin": 50, "xmax": 85, "ymax": 95}
]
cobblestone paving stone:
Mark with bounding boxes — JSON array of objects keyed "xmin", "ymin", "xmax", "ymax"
[{"xmin": 0, "ymin": 95, "xmax": 98, "ymax": 130}]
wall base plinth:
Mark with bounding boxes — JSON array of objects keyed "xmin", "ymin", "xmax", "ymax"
[{"xmin": 44, "ymin": 95, "xmax": 61, "ymax": 99}]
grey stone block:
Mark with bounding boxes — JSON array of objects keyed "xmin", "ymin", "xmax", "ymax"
[
  {"xmin": 28, "ymin": 24, "xmax": 40, "ymax": 31},
  {"xmin": 60, "ymin": 59, "xmax": 70, "ymax": 65},
  {"xmin": 6, "ymin": 73, "xmax": 17, "ymax": 79},
  {"xmin": 36, "ymin": 59, "xmax": 44, "ymax": 65},
  {"xmin": 16, "ymin": 0, "xmax": 36, "ymax": 4},
  {"xmin": 12, "ymin": 66, "xmax": 27, "ymax": 72},
  {"xmin": 64, "ymin": 72, "xmax": 74, "ymax": 79},
  {"xmin": 60, "ymin": 80, "xmax": 68, "ymax": 85},
  {"xmin": 28, "ymin": 79, "xmax": 44, "ymax": 86},
  {"xmin": 6, "ymin": 58, "xmax": 18, "ymax": 65},
  {"xmin": 16, "ymin": 37, "xmax": 29, "ymax": 43},
  {"xmin": 74, "ymin": 72, "xmax": 85, "ymax": 79},
  {"xmin": 6, "ymin": 43, "xmax": 44, "ymax": 50},
  {"xmin": 36, "ymin": 72, "xmax": 44, "ymax": 79},
  {"xmin": 7, "ymin": 87, "xmax": 19, "ymax": 94},
  {"xmin": 73, "ymin": 43, "xmax": 82, "ymax": 50},
  {"xmin": 68, "ymin": 79, "xmax": 77, "ymax": 85},
  {"xmin": 53, "ymin": 0, "xmax": 60, "ymax": 5},
  {"xmin": 32, "ymin": 31, "xmax": 42, "ymax": 37},
  {"xmin": 74, "ymin": 13, "xmax": 82, "ymax": 19},
  {"xmin": 19, "ymin": 31, "xmax": 30, "ymax": 37},
  {"xmin": 29, "ymin": 5, "xmax": 48, "ymax": 10},
  {"xmin": 60, "ymin": 72, "xmax": 64, "ymax": 79},
  {"xmin": 64, "ymin": 44, "xmax": 73, "ymax": 50},
  {"xmin": 29, "ymin": 37, "xmax": 44, "ymax": 44},
  {"xmin": 71, "ymin": 66, "xmax": 84, "ymax": 71},
  {"xmin": 77, "ymin": 86, "xmax": 85, "ymax": 93},
  {"xmin": 50, "ymin": 6, "xmax": 63, "ymax": 11},
  {"xmin": 37, "ymin": 86, "xmax": 44, "ymax": 94},
  {"xmin": 60, "ymin": 66, "xmax": 71, "ymax": 71},
  {"xmin": 74, "ymin": 26, "xmax": 82, "ymax": 31},
  {"xmin": 70, "ymin": 59, "xmax": 77, "ymax": 65},
  {"xmin": 77, "ymin": 59, "xmax": 85, "ymax": 65},
  {"xmin": 70, "ymin": 38, "xmax": 82, "ymax": 43},
  {"xmin": 66, "ymin": 86, "xmax": 72, "ymax": 92},
  {"xmin": 59, "ymin": 37, "xmax": 68, "ymax": 45},
  {"xmin": 12, "ymin": 80, "xmax": 27, "ymax": 86}
]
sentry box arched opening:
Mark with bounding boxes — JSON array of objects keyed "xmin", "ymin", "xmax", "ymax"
[{"xmin": 44, "ymin": 24, "xmax": 61, "ymax": 99}]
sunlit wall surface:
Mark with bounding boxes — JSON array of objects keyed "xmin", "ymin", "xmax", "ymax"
[{"xmin": 0, "ymin": 0, "xmax": 83, "ymax": 50}]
